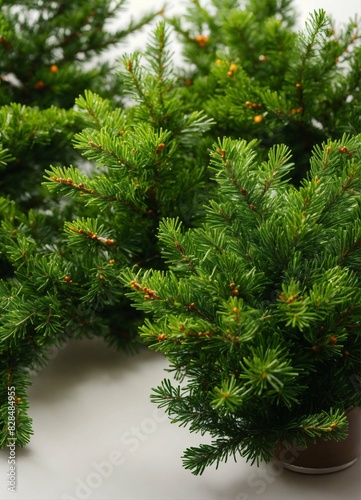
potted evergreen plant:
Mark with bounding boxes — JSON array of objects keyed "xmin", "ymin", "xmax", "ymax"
[
  {"xmin": 1, "ymin": 0, "xmax": 360, "ymax": 459},
  {"xmin": 121, "ymin": 3, "xmax": 361, "ymax": 474},
  {"xmin": 123, "ymin": 133, "xmax": 361, "ymax": 474}
]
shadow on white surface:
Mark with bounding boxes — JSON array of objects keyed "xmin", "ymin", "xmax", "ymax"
[{"xmin": 1, "ymin": 338, "xmax": 360, "ymax": 500}]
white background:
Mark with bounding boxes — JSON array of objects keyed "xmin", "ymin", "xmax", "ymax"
[{"xmin": 1, "ymin": 1, "xmax": 361, "ymax": 499}]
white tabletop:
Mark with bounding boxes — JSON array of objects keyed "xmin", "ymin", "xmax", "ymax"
[{"xmin": 1, "ymin": 338, "xmax": 360, "ymax": 500}]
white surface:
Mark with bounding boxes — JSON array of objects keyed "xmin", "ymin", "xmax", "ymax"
[
  {"xmin": 1, "ymin": 338, "xmax": 360, "ymax": 500},
  {"xmin": 1, "ymin": 1, "xmax": 361, "ymax": 499}
]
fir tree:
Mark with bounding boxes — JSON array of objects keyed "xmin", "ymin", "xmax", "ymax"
[
  {"xmin": 0, "ymin": 1, "xmax": 160, "ymax": 447},
  {"xmin": 170, "ymin": 1, "xmax": 361, "ymax": 181},
  {"xmin": 0, "ymin": 21, "xmax": 213, "ymax": 447},
  {"xmin": 123, "ymin": 133, "xmax": 361, "ymax": 474}
]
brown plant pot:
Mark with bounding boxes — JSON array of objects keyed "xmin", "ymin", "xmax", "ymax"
[{"xmin": 274, "ymin": 408, "xmax": 361, "ymax": 474}]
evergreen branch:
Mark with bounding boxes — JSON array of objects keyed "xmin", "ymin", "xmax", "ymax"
[
  {"xmin": 298, "ymin": 409, "xmax": 348, "ymax": 440},
  {"xmin": 85, "ymin": 138, "xmax": 136, "ymax": 171},
  {"xmin": 46, "ymin": 172, "xmax": 141, "ymax": 214},
  {"xmin": 291, "ymin": 9, "xmax": 330, "ymax": 86},
  {"xmin": 158, "ymin": 218, "xmax": 199, "ymax": 273},
  {"xmin": 0, "ymin": 367, "xmax": 33, "ymax": 447},
  {"xmin": 0, "ymin": 146, "xmax": 14, "ymax": 167},
  {"xmin": 211, "ymin": 375, "xmax": 243, "ymax": 412},
  {"xmin": 182, "ymin": 439, "xmax": 242, "ymax": 476},
  {"xmin": 56, "ymin": 5, "xmax": 162, "ymax": 64},
  {"xmin": 145, "ymin": 21, "xmax": 172, "ymax": 90},
  {"xmin": 75, "ymin": 90, "xmax": 126, "ymax": 132},
  {"xmin": 122, "ymin": 54, "xmax": 158, "ymax": 124},
  {"xmin": 338, "ymin": 235, "xmax": 361, "ymax": 265},
  {"xmin": 239, "ymin": 344, "xmax": 299, "ymax": 407},
  {"xmin": 64, "ymin": 218, "xmax": 115, "ymax": 247}
]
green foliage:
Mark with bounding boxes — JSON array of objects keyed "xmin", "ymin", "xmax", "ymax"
[
  {"xmin": 0, "ymin": 193, "xmax": 146, "ymax": 446},
  {"xmin": 211, "ymin": 375, "xmax": 243, "ymax": 412},
  {"xmin": 0, "ymin": 21, "xmax": 214, "ymax": 447},
  {"xmin": 0, "ymin": 103, "xmax": 77, "ymax": 207},
  {"xmin": 0, "ymin": 0, "xmax": 161, "ymax": 206},
  {"xmin": 0, "ymin": 0, "xmax": 160, "ymax": 447},
  {"xmin": 0, "ymin": 0, "xmax": 360, "ymax": 462},
  {"xmin": 123, "ymin": 134, "xmax": 361, "ymax": 473},
  {"xmin": 45, "ymin": 24, "xmax": 214, "ymax": 229},
  {"xmin": 169, "ymin": 1, "xmax": 361, "ymax": 181},
  {"xmin": 0, "ymin": 145, "xmax": 14, "ymax": 168},
  {"xmin": 0, "ymin": 0, "xmax": 160, "ymax": 107},
  {"xmin": 168, "ymin": 0, "xmax": 296, "ymax": 74},
  {"xmin": 0, "ymin": 368, "xmax": 33, "ymax": 448}
]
